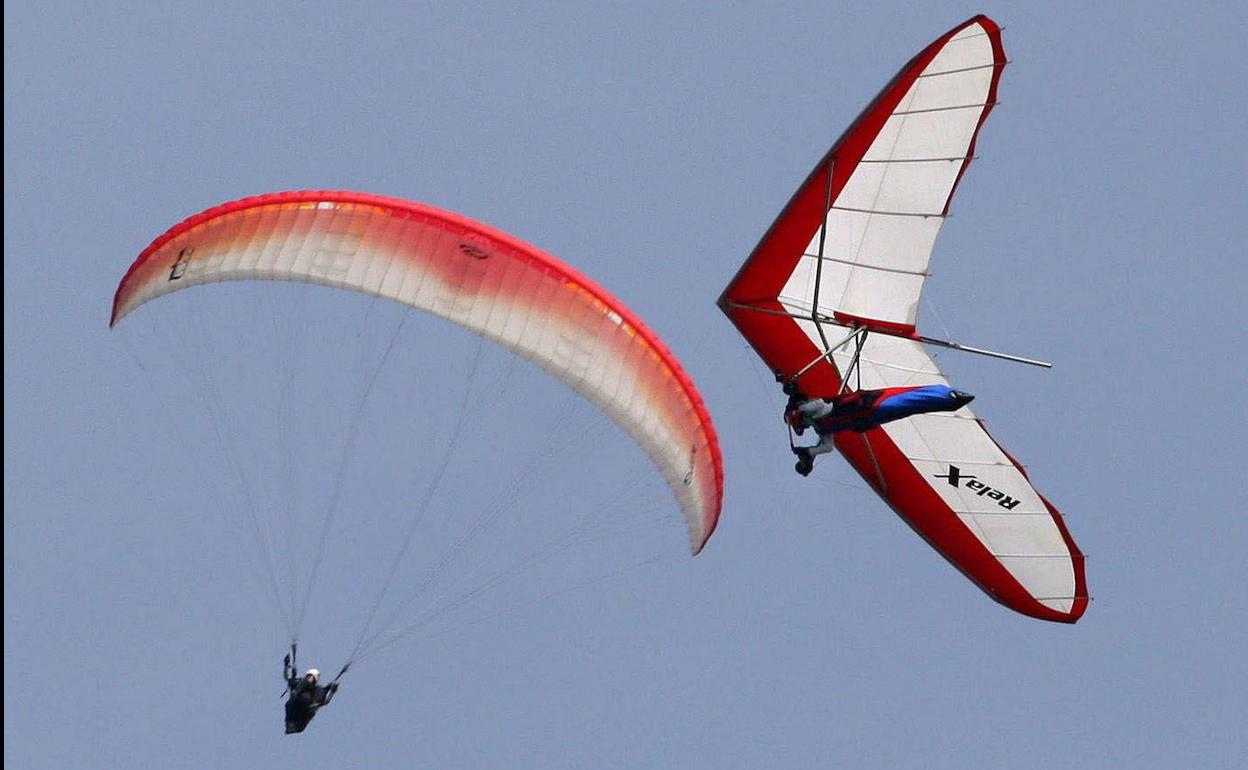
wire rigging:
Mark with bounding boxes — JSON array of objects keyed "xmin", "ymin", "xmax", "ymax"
[
  {"xmin": 342, "ymin": 333, "xmax": 487, "ymax": 666},
  {"xmin": 291, "ymin": 309, "xmax": 411, "ymax": 641}
]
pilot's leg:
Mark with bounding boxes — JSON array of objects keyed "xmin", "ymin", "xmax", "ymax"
[
  {"xmin": 809, "ymin": 435, "xmax": 837, "ymax": 457},
  {"xmin": 793, "ymin": 435, "xmax": 836, "ymax": 476},
  {"xmin": 797, "ymin": 399, "xmax": 835, "ymax": 422}
]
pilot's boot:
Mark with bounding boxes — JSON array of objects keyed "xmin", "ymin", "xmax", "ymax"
[{"xmin": 793, "ymin": 446, "xmax": 814, "ymax": 476}]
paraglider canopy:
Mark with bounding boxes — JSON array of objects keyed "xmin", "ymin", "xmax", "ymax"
[{"xmin": 113, "ymin": 190, "xmax": 723, "ymax": 553}]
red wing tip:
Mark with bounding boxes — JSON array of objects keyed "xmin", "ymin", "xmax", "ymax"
[{"xmin": 1013, "ymin": 596, "xmax": 1089, "ymax": 624}]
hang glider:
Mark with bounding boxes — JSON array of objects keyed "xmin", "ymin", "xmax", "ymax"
[{"xmin": 718, "ymin": 16, "xmax": 1088, "ymax": 622}]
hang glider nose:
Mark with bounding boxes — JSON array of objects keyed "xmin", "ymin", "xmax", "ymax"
[{"xmin": 950, "ymin": 390, "xmax": 975, "ymax": 407}]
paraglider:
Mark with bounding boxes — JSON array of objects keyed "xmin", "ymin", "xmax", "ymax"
[
  {"xmin": 718, "ymin": 16, "xmax": 1089, "ymax": 622},
  {"xmin": 111, "ymin": 191, "xmax": 725, "ymax": 727}
]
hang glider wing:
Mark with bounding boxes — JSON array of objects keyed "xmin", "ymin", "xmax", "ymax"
[{"xmin": 719, "ymin": 16, "xmax": 1088, "ymax": 621}]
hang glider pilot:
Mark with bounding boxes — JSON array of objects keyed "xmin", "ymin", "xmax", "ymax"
[
  {"xmin": 786, "ymin": 392, "xmax": 839, "ymax": 477},
  {"xmin": 784, "ymin": 383, "xmax": 974, "ymax": 477},
  {"xmin": 284, "ymin": 653, "xmax": 339, "ymax": 734}
]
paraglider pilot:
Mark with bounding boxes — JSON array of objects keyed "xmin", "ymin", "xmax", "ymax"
[{"xmin": 284, "ymin": 649, "xmax": 338, "ymax": 734}]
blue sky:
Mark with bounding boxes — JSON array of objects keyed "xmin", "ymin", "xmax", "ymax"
[{"xmin": 5, "ymin": 2, "xmax": 1247, "ymax": 767}]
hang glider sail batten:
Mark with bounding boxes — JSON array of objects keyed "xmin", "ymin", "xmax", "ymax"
[{"xmin": 720, "ymin": 15, "xmax": 1006, "ymax": 346}]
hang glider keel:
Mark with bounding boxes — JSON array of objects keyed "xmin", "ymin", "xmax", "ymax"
[{"xmin": 913, "ymin": 335, "xmax": 1051, "ymax": 368}]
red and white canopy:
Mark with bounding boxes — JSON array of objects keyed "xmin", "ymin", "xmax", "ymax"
[
  {"xmin": 113, "ymin": 191, "xmax": 723, "ymax": 554},
  {"xmin": 720, "ymin": 16, "xmax": 1088, "ymax": 621}
]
